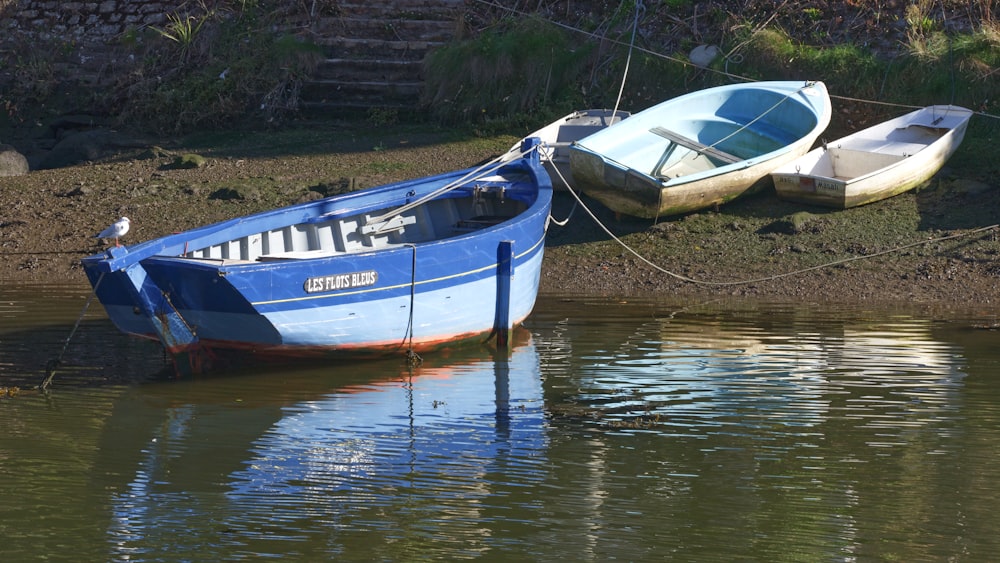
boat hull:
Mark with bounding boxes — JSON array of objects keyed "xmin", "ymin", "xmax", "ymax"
[
  {"xmin": 505, "ymin": 109, "xmax": 630, "ymax": 191},
  {"xmin": 771, "ymin": 105, "xmax": 973, "ymax": 208},
  {"xmin": 82, "ymin": 143, "xmax": 552, "ymax": 373},
  {"xmin": 569, "ymin": 81, "xmax": 831, "ymax": 218}
]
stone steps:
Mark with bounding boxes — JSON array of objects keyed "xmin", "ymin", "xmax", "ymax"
[
  {"xmin": 300, "ymin": 79, "xmax": 424, "ymax": 112},
  {"xmin": 293, "ymin": 0, "xmax": 464, "ymax": 113},
  {"xmin": 312, "ymin": 57, "xmax": 424, "ymax": 83}
]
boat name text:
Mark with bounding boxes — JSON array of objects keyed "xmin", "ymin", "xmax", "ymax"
[{"xmin": 304, "ymin": 270, "xmax": 379, "ymax": 293}]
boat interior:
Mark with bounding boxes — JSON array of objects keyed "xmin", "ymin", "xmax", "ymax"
[
  {"xmin": 650, "ymin": 119, "xmax": 790, "ymax": 179},
  {"xmin": 180, "ymin": 183, "xmax": 529, "ymax": 264},
  {"xmin": 814, "ymin": 148, "xmax": 907, "ymax": 180},
  {"xmin": 798, "ymin": 123, "xmax": 944, "ymax": 179}
]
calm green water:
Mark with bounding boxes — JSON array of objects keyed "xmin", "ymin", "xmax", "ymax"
[{"xmin": 2, "ymin": 284, "xmax": 1000, "ymax": 561}]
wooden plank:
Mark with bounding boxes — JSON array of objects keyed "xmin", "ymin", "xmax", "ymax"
[{"xmin": 650, "ymin": 126, "xmax": 741, "ymax": 164}]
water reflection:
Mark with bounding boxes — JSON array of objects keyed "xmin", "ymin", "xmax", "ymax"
[
  {"xmin": 97, "ymin": 333, "xmax": 545, "ymax": 559},
  {"xmin": 533, "ymin": 299, "xmax": 966, "ymax": 434},
  {"xmin": 3, "ymin": 286, "xmax": 1000, "ymax": 560},
  {"xmin": 529, "ymin": 297, "xmax": 999, "ymax": 561},
  {"xmin": 0, "ymin": 283, "xmax": 168, "ymax": 387}
]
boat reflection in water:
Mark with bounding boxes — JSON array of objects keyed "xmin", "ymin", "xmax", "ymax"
[
  {"xmin": 6, "ymin": 289, "xmax": 1000, "ymax": 561},
  {"xmin": 533, "ymin": 300, "xmax": 965, "ymax": 437},
  {"xmin": 101, "ymin": 329, "xmax": 546, "ymax": 558},
  {"xmin": 527, "ymin": 299, "xmax": 984, "ymax": 561}
]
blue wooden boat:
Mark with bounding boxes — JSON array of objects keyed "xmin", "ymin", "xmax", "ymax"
[
  {"xmin": 81, "ymin": 139, "xmax": 552, "ymax": 374},
  {"xmin": 568, "ymin": 80, "xmax": 832, "ymax": 218}
]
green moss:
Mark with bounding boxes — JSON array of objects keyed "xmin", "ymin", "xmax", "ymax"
[{"xmin": 173, "ymin": 153, "xmax": 207, "ymax": 169}]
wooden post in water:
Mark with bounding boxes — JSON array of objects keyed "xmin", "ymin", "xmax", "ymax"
[{"xmin": 495, "ymin": 240, "xmax": 514, "ymax": 349}]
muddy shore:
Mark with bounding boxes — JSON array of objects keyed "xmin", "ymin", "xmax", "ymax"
[{"xmin": 1, "ymin": 121, "xmax": 998, "ymax": 309}]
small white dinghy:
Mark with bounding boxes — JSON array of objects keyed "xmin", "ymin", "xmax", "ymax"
[
  {"xmin": 504, "ymin": 109, "xmax": 630, "ymax": 190},
  {"xmin": 771, "ymin": 104, "xmax": 974, "ymax": 208},
  {"xmin": 568, "ymin": 81, "xmax": 831, "ymax": 218}
]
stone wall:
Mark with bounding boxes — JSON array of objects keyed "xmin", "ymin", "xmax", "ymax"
[
  {"xmin": 2, "ymin": 0, "xmax": 196, "ymax": 43},
  {"xmin": 0, "ymin": 0, "xmax": 199, "ymax": 90},
  {"xmin": 0, "ymin": 0, "xmax": 465, "ymax": 115}
]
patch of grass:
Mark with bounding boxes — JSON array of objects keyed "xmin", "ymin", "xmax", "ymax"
[
  {"xmin": 726, "ymin": 26, "xmax": 997, "ymax": 112},
  {"xmin": 108, "ymin": 4, "xmax": 323, "ymax": 134},
  {"xmin": 154, "ymin": 11, "xmax": 211, "ymax": 62},
  {"xmin": 803, "ymin": 7, "xmax": 823, "ymax": 21},
  {"xmin": 422, "ymin": 17, "xmax": 593, "ymax": 126},
  {"xmin": 366, "ymin": 160, "xmax": 407, "ymax": 174}
]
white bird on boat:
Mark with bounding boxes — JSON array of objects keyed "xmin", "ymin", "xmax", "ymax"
[{"xmin": 97, "ymin": 216, "xmax": 130, "ymax": 247}]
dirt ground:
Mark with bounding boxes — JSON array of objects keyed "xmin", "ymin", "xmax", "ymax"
[
  {"xmin": 2, "ymin": 0, "xmax": 998, "ymax": 310},
  {"xmin": 1, "ymin": 119, "xmax": 999, "ymax": 310}
]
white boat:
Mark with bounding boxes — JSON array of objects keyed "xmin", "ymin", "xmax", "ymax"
[
  {"xmin": 504, "ymin": 109, "xmax": 629, "ymax": 190},
  {"xmin": 568, "ymin": 81, "xmax": 831, "ymax": 218},
  {"xmin": 771, "ymin": 104, "xmax": 973, "ymax": 208}
]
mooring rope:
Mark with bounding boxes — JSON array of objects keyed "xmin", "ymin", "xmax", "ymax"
[
  {"xmin": 39, "ymin": 272, "xmax": 105, "ymax": 390},
  {"xmin": 549, "ymin": 163, "xmax": 999, "ymax": 286},
  {"xmin": 159, "ymin": 289, "xmax": 199, "ymax": 339},
  {"xmin": 547, "ymin": 199, "xmax": 577, "ymax": 228},
  {"xmin": 611, "ymin": 0, "xmax": 644, "ymax": 120},
  {"xmin": 365, "ymin": 143, "xmax": 539, "ymax": 233}
]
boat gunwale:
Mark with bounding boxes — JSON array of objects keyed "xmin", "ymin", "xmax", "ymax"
[
  {"xmin": 771, "ymin": 104, "xmax": 973, "ymax": 197},
  {"xmin": 82, "ymin": 153, "xmax": 552, "ymax": 274},
  {"xmin": 572, "ymin": 81, "xmax": 832, "ymax": 190}
]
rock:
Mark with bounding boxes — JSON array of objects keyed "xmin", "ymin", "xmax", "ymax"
[
  {"xmin": 35, "ymin": 129, "xmax": 112, "ymax": 170},
  {"xmin": 137, "ymin": 146, "xmax": 174, "ymax": 160},
  {"xmin": 766, "ymin": 211, "xmax": 823, "ymax": 235},
  {"xmin": 34, "ymin": 127, "xmax": 151, "ymax": 170},
  {"xmin": 48, "ymin": 115, "xmax": 110, "ymax": 139},
  {"xmin": 209, "ymin": 186, "xmax": 258, "ymax": 201},
  {"xmin": 62, "ymin": 185, "xmax": 92, "ymax": 197},
  {"xmin": 0, "ymin": 144, "xmax": 29, "ymax": 176},
  {"xmin": 689, "ymin": 45, "xmax": 721, "ymax": 67},
  {"xmin": 950, "ymin": 178, "xmax": 993, "ymax": 196},
  {"xmin": 310, "ymin": 177, "xmax": 364, "ymax": 197},
  {"xmin": 297, "ymin": 190, "xmax": 325, "ymax": 202}
]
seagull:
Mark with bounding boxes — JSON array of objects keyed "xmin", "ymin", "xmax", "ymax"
[{"xmin": 97, "ymin": 216, "xmax": 130, "ymax": 247}]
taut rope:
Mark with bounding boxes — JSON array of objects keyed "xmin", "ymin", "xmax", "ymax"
[
  {"xmin": 40, "ymin": 272, "xmax": 105, "ymax": 391},
  {"xmin": 549, "ymin": 163, "xmax": 999, "ymax": 287}
]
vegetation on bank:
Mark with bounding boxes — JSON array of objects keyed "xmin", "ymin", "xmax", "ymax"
[
  {"xmin": 1, "ymin": 1, "xmax": 997, "ymax": 178},
  {"xmin": 421, "ymin": 2, "xmax": 998, "ymax": 181}
]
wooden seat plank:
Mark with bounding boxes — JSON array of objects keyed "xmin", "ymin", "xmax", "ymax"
[{"xmin": 650, "ymin": 126, "xmax": 741, "ymax": 164}]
